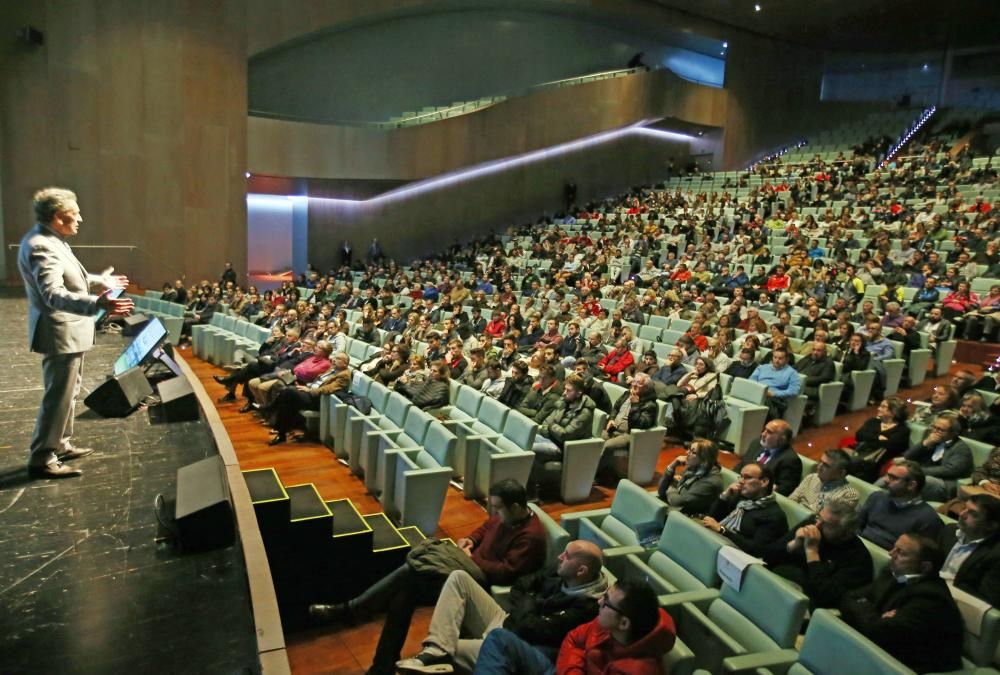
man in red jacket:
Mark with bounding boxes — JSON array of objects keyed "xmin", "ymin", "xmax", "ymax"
[
  {"xmin": 597, "ymin": 338, "xmax": 634, "ymax": 381},
  {"xmin": 309, "ymin": 479, "xmax": 546, "ymax": 675},
  {"xmin": 472, "ymin": 579, "xmax": 676, "ymax": 674}
]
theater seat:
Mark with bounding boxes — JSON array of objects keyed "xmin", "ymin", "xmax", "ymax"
[
  {"xmin": 560, "ymin": 479, "xmax": 667, "ymax": 549},
  {"xmin": 381, "ymin": 422, "xmax": 456, "ymax": 536}
]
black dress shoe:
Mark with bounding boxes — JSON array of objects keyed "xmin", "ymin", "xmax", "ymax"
[
  {"xmin": 217, "ymin": 392, "xmax": 236, "ymax": 403},
  {"xmin": 308, "ymin": 602, "xmax": 355, "ymax": 625},
  {"xmin": 28, "ymin": 462, "xmax": 83, "ymax": 479},
  {"xmin": 268, "ymin": 433, "xmax": 287, "ymax": 446},
  {"xmin": 57, "ymin": 447, "xmax": 95, "ymax": 461},
  {"xmin": 238, "ymin": 402, "xmax": 255, "ymax": 413},
  {"xmin": 213, "ymin": 375, "xmax": 230, "ymax": 385}
]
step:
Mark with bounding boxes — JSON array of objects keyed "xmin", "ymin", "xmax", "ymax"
[
  {"xmin": 363, "ymin": 512, "xmax": 411, "ymax": 582},
  {"xmin": 286, "ymin": 483, "xmax": 333, "ymax": 540},
  {"xmin": 396, "ymin": 525, "xmax": 427, "ymax": 548},
  {"xmin": 243, "ymin": 467, "xmax": 290, "ymax": 539}
]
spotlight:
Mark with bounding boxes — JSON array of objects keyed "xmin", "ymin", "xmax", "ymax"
[
  {"xmin": 245, "ymin": 171, "xmax": 251, "ymax": 178},
  {"xmin": 722, "ymin": 41, "xmax": 729, "ymax": 48},
  {"xmin": 754, "ymin": 3, "xmax": 762, "ymax": 10}
]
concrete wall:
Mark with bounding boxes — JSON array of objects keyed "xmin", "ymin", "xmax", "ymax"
[{"xmin": 0, "ymin": 1, "xmax": 248, "ymax": 288}]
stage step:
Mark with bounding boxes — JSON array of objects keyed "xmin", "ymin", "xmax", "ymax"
[
  {"xmin": 397, "ymin": 525, "xmax": 428, "ymax": 548},
  {"xmin": 243, "ymin": 467, "xmax": 290, "ymax": 537},
  {"xmin": 364, "ymin": 512, "xmax": 412, "ymax": 581}
]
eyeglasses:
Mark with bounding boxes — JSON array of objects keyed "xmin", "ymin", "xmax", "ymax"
[{"xmin": 600, "ymin": 592, "xmax": 623, "ymax": 614}]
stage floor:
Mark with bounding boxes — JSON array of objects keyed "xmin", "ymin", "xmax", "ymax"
[{"xmin": 0, "ymin": 291, "xmax": 258, "ymax": 674}]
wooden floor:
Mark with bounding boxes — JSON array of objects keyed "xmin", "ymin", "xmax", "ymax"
[{"xmin": 185, "ymin": 351, "xmax": 978, "ymax": 675}]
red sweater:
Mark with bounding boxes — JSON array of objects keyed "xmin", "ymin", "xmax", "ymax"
[
  {"xmin": 557, "ymin": 608, "xmax": 676, "ymax": 675},
  {"xmin": 468, "ymin": 513, "xmax": 546, "ymax": 585},
  {"xmin": 598, "ymin": 350, "xmax": 634, "ymax": 377}
]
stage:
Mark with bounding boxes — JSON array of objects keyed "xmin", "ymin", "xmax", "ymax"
[{"xmin": 0, "ymin": 290, "xmax": 265, "ymax": 674}]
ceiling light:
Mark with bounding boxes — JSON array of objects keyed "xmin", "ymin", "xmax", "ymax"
[
  {"xmin": 722, "ymin": 41, "xmax": 728, "ymax": 48},
  {"xmin": 754, "ymin": 4, "xmax": 762, "ymax": 11}
]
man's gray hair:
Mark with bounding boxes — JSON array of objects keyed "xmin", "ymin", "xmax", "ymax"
[
  {"xmin": 824, "ymin": 499, "xmax": 860, "ymax": 533},
  {"xmin": 33, "ymin": 187, "xmax": 78, "ymax": 225}
]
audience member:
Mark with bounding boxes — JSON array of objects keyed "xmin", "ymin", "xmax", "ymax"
[
  {"xmin": 788, "ymin": 449, "xmax": 860, "ymax": 511},
  {"xmin": 857, "ymin": 461, "xmax": 943, "ymax": 549},
  {"xmin": 702, "ymin": 462, "xmax": 786, "ymax": 557}
]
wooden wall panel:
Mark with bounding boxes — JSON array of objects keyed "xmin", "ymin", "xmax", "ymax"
[{"xmin": 1, "ymin": 0, "xmax": 247, "ymax": 288}]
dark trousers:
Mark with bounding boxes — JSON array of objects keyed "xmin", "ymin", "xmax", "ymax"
[
  {"xmin": 222, "ymin": 360, "xmax": 275, "ymax": 397},
  {"xmin": 350, "ymin": 564, "xmax": 445, "ymax": 674},
  {"xmin": 272, "ymin": 388, "xmax": 320, "ymax": 433}
]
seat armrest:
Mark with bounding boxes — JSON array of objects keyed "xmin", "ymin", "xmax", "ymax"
[
  {"xmin": 656, "ymin": 588, "xmax": 720, "ymax": 608},
  {"xmin": 721, "ymin": 649, "xmax": 800, "ymax": 674}
]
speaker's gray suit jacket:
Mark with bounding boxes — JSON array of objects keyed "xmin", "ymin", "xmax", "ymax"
[{"xmin": 17, "ymin": 223, "xmax": 101, "ymax": 355}]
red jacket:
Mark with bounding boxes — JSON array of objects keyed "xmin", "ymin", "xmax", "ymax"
[
  {"xmin": 766, "ymin": 274, "xmax": 790, "ymax": 292},
  {"xmin": 467, "ymin": 513, "xmax": 546, "ymax": 586},
  {"xmin": 598, "ymin": 349, "xmax": 634, "ymax": 377},
  {"xmin": 557, "ymin": 608, "xmax": 677, "ymax": 675}
]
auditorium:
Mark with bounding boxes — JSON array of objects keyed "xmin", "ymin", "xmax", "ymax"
[{"xmin": 3, "ymin": 2, "xmax": 1000, "ymax": 673}]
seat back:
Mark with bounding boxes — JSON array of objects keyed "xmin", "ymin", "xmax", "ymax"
[
  {"xmin": 351, "ymin": 373, "xmax": 372, "ymax": 399},
  {"xmin": 416, "ymin": 423, "xmax": 457, "ymax": 469},
  {"xmin": 455, "ymin": 385, "xmax": 484, "ymax": 417},
  {"xmin": 795, "ymin": 609, "xmax": 913, "ymax": 675},
  {"xmin": 384, "ymin": 392, "xmax": 411, "ymax": 426},
  {"xmin": 963, "ymin": 437, "xmax": 994, "ymax": 468},
  {"xmin": 658, "ymin": 514, "xmax": 725, "ymax": 588},
  {"xmin": 402, "ymin": 408, "xmax": 435, "ymax": 444},
  {"xmin": 367, "ymin": 382, "xmax": 392, "ymax": 411},
  {"xmin": 501, "ymin": 410, "xmax": 538, "ymax": 449},
  {"xmin": 476, "ymin": 397, "xmax": 509, "ymax": 433},
  {"xmin": 729, "ymin": 378, "xmax": 768, "ymax": 405},
  {"xmin": 716, "ymin": 564, "xmax": 809, "ymax": 650},
  {"xmin": 603, "ymin": 479, "xmax": 668, "ymax": 545}
]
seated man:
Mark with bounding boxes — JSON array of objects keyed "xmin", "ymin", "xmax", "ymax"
[
  {"xmin": 309, "ymin": 479, "xmax": 546, "ymax": 675},
  {"xmin": 530, "ymin": 375, "xmax": 596, "ymax": 497},
  {"xmin": 597, "ymin": 338, "xmax": 635, "ymax": 382},
  {"xmin": 473, "ymin": 579, "xmax": 676, "ymax": 675},
  {"xmin": 764, "ymin": 500, "xmax": 873, "ymax": 609},
  {"xmin": 596, "ymin": 373, "xmax": 658, "ymax": 485},
  {"xmin": 353, "ymin": 316, "xmax": 378, "ymax": 344},
  {"xmin": 214, "ymin": 326, "xmax": 302, "ymax": 403},
  {"xmin": 459, "ymin": 347, "xmax": 488, "ymax": 390},
  {"xmin": 735, "ymin": 420, "xmax": 803, "ymax": 496},
  {"xmin": 515, "ymin": 365, "xmax": 562, "ymax": 424},
  {"xmin": 857, "ymin": 460, "xmax": 943, "ymax": 549},
  {"xmin": 749, "ymin": 348, "xmax": 801, "ymax": 420},
  {"xmin": 840, "ymin": 533, "xmax": 964, "ymax": 674},
  {"xmin": 267, "ymin": 351, "xmax": 351, "ymax": 446},
  {"xmin": 702, "ymin": 462, "xmax": 787, "ymax": 557},
  {"xmin": 497, "ymin": 360, "xmax": 533, "ymax": 409},
  {"xmin": 939, "ymin": 494, "xmax": 1000, "ymax": 606},
  {"xmin": 894, "ymin": 412, "xmax": 973, "ymax": 501},
  {"xmin": 794, "ymin": 341, "xmax": 836, "ymax": 410},
  {"xmin": 247, "ymin": 338, "xmax": 331, "ymax": 411},
  {"xmin": 788, "ymin": 449, "xmax": 860, "ymax": 512},
  {"xmin": 652, "ymin": 348, "xmax": 688, "ymax": 387},
  {"xmin": 723, "ymin": 346, "xmax": 758, "ymax": 380},
  {"xmin": 396, "ymin": 540, "xmax": 607, "ymax": 673}
]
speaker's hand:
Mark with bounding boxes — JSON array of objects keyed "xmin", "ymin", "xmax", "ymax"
[
  {"xmin": 99, "ymin": 266, "xmax": 130, "ymax": 291},
  {"xmin": 98, "ymin": 289, "xmax": 134, "ymax": 316}
]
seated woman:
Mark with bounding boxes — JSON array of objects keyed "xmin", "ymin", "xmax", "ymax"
[
  {"xmin": 374, "ymin": 344, "xmax": 409, "ymax": 387},
  {"xmin": 846, "ymin": 397, "xmax": 910, "ymax": 483},
  {"xmin": 656, "ymin": 438, "xmax": 723, "ymax": 515},
  {"xmin": 839, "ymin": 332, "xmax": 871, "ymax": 403},
  {"xmin": 673, "ymin": 356, "xmax": 720, "ymax": 435},
  {"xmin": 396, "ymin": 362, "xmax": 450, "ymax": 410},
  {"xmin": 910, "ymin": 384, "xmax": 960, "ymax": 425},
  {"xmin": 958, "ymin": 392, "xmax": 1000, "ymax": 442}
]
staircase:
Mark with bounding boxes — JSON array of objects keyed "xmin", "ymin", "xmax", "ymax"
[{"xmin": 242, "ymin": 467, "xmax": 427, "ymax": 628}]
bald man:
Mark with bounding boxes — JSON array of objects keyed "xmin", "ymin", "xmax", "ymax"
[{"xmin": 396, "ymin": 540, "xmax": 608, "ymax": 673}]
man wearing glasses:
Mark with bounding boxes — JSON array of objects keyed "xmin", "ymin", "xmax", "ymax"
[
  {"xmin": 788, "ymin": 449, "xmax": 860, "ymax": 512},
  {"xmin": 858, "ymin": 460, "xmax": 943, "ymax": 549},
  {"xmin": 472, "ymin": 579, "xmax": 676, "ymax": 675},
  {"xmin": 893, "ymin": 413, "xmax": 973, "ymax": 501},
  {"xmin": 702, "ymin": 463, "xmax": 786, "ymax": 557}
]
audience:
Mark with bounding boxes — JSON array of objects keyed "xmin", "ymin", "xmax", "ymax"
[
  {"xmin": 788, "ymin": 449, "xmax": 860, "ymax": 512},
  {"xmin": 702, "ymin": 462, "xmax": 786, "ymax": 557},
  {"xmin": 857, "ymin": 460, "xmax": 943, "ymax": 549},
  {"xmin": 735, "ymin": 420, "xmax": 803, "ymax": 496},
  {"xmin": 656, "ymin": 438, "xmax": 723, "ymax": 515}
]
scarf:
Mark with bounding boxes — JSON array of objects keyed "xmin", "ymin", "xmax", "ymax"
[{"xmin": 719, "ymin": 494, "xmax": 776, "ymax": 533}]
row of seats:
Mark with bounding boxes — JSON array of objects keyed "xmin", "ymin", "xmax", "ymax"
[
  {"xmin": 128, "ymin": 294, "xmax": 185, "ymax": 345},
  {"xmin": 559, "ymin": 479, "xmax": 1000, "ymax": 673}
]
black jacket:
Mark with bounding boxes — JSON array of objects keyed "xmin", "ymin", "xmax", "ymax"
[
  {"xmin": 708, "ymin": 494, "xmax": 786, "ymax": 557},
  {"xmin": 938, "ymin": 525, "xmax": 1000, "ymax": 607},
  {"xmin": 736, "ymin": 441, "xmax": 803, "ymax": 497},
  {"xmin": 794, "ymin": 354, "xmax": 835, "ymax": 397},
  {"xmin": 498, "ymin": 376, "xmax": 533, "ymax": 409},
  {"xmin": 764, "ymin": 518, "xmax": 873, "ymax": 609},
  {"xmin": 607, "ymin": 387, "xmax": 659, "ymax": 433},
  {"xmin": 503, "ymin": 566, "xmax": 603, "ymax": 648},
  {"xmin": 516, "ymin": 382, "xmax": 563, "ymax": 424},
  {"xmin": 840, "ymin": 571, "xmax": 964, "ymax": 673}
]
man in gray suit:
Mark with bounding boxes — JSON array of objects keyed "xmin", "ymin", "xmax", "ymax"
[{"xmin": 17, "ymin": 187, "xmax": 133, "ymax": 479}]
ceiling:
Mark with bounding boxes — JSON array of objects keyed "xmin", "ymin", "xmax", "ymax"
[{"xmin": 646, "ymin": 0, "xmax": 1000, "ymax": 52}]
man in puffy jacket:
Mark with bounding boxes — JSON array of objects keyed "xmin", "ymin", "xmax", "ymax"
[
  {"xmin": 529, "ymin": 375, "xmax": 596, "ymax": 498},
  {"xmin": 473, "ymin": 579, "xmax": 676, "ymax": 675}
]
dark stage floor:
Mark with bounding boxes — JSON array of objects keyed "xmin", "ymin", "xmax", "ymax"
[{"xmin": 0, "ymin": 290, "xmax": 258, "ymax": 674}]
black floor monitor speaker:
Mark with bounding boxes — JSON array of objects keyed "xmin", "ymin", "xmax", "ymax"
[
  {"xmin": 150, "ymin": 376, "xmax": 200, "ymax": 423},
  {"xmin": 84, "ymin": 366, "xmax": 153, "ymax": 417},
  {"xmin": 174, "ymin": 456, "xmax": 234, "ymax": 552},
  {"xmin": 122, "ymin": 313, "xmax": 150, "ymax": 336}
]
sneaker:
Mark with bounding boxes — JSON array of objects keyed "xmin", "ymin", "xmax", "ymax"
[{"xmin": 395, "ymin": 651, "xmax": 454, "ymax": 673}]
